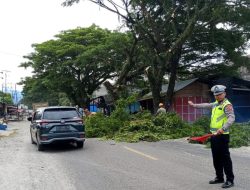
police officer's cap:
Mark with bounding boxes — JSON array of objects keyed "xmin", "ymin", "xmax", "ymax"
[{"xmin": 211, "ymin": 85, "xmax": 226, "ymax": 95}]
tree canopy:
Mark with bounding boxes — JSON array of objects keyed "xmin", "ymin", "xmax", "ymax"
[
  {"xmin": 20, "ymin": 25, "xmax": 132, "ymax": 106},
  {"xmin": 63, "ymin": 0, "xmax": 250, "ymax": 112},
  {"xmin": 0, "ymin": 92, "xmax": 13, "ymax": 105},
  {"xmin": 20, "ymin": 1, "xmax": 250, "ymax": 112},
  {"xmin": 19, "ymin": 76, "xmax": 66, "ymax": 108}
]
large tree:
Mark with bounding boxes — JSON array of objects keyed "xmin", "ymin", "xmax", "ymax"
[
  {"xmin": 103, "ymin": 33, "xmax": 150, "ymax": 101},
  {"xmin": 63, "ymin": 0, "xmax": 250, "ymax": 112},
  {"xmin": 0, "ymin": 91, "xmax": 13, "ymax": 105},
  {"xmin": 20, "ymin": 25, "xmax": 132, "ymax": 106},
  {"xmin": 19, "ymin": 77, "xmax": 67, "ymax": 108}
]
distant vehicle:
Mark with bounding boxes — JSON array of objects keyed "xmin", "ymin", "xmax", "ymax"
[
  {"xmin": 6, "ymin": 105, "xmax": 24, "ymax": 121},
  {"xmin": 27, "ymin": 106, "xmax": 85, "ymax": 151}
]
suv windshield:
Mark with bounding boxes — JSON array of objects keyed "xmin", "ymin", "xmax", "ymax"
[{"xmin": 43, "ymin": 108, "xmax": 79, "ymax": 120}]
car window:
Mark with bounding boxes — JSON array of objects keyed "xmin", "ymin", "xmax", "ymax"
[
  {"xmin": 42, "ymin": 109, "xmax": 79, "ymax": 120},
  {"xmin": 34, "ymin": 111, "xmax": 42, "ymax": 120}
]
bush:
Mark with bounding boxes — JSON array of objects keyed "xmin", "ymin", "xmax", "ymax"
[
  {"xmin": 85, "ymin": 96, "xmax": 250, "ymax": 148},
  {"xmin": 115, "ymin": 119, "xmax": 159, "ymax": 142},
  {"xmin": 120, "ymin": 119, "xmax": 155, "ymax": 132},
  {"xmin": 203, "ymin": 123, "xmax": 250, "ymax": 148},
  {"xmin": 111, "ymin": 95, "xmax": 137, "ymax": 122},
  {"xmin": 153, "ymin": 112, "xmax": 184, "ymax": 128},
  {"xmin": 112, "ymin": 112, "xmax": 197, "ymax": 142},
  {"xmin": 187, "ymin": 116, "xmax": 211, "ymax": 137},
  {"xmin": 115, "ymin": 131, "xmax": 160, "ymax": 142},
  {"xmin": 229, "ymin": 124, "xmax": 250, "ymax": 148},
  {"xmin": 150, "ymin": 112, "xmax": 193, "ymax": 139},
  {"xmin": 85, "ymin": 113, "xmax": 121, "ymax": 138},
  {"xmin": 85, "ymin": 96, "xmax": 138, "ymax": 138},
  {"xmin": 130, "ymin": 110, "xmax": 153, "ymax": 120}
]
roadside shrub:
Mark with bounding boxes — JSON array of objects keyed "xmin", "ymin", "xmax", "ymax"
[
  {"xmin": 229, "ymin": 124, "xmax": 250, "ymax": 148},
  {"xmin": 111, "ymin": 95, "xmax": 137, "ymax": 122},
  {"xmin": 86, "ymin": 95, "xmax": 139, "ymax": 138},
  {"xmin": 193, "ymin": 116, "xmax": 210, "ymax": 132},
  {"xmin": 189, "ymin": 116, "xmax": 210, "ymax": 137},
  {"xmin": 85, "ymin": 95, "xmax": 250, "ymax": 149},
  {"xmin": 85, "ymin": 113, "xmax": 121, "ymax": 138},
  {"xmin": 115, "ymin": 131, "xmax": 160, "ymax": 142},
  {"xmin": 153, "ymin": 112, "xmax": 184, "ymax": 129},
  {"xmin": 110, "ymin": 107, "xmax": 130, "ymax": 122},
  {"xmin": 151, "ymin": 112, "xmax": 192, "ymax": 139},
  {"xmin": 174, "ymin": 123, "xmax": 193, "ymax": 137},
  {"xmin": 138, "ymin": 132, "xmax": 160, "ymax": 142},
  {"xmin": 120, "ymin": 119, "xmax": 155, "ymax": 132},
  {"xmin": 204, "ymin": 123, "xmax": 250, "ymax": 148},
  {"xmin": 130, "ymin": 110, "xmax": 153, "ymax": 120}
]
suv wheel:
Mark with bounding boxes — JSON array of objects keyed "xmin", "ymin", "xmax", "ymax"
[
  {"xmin": 37, "ymin": 143, "xmax": 44, "ymax": 151},
  {"xmin": 76, "ymin": 141, "xmax": 84, "ymax": 148},
  {"xmin": 30, "ymin": 130, "xmax": 35, "ymax": 144},
  {"xmin": 36, "ymin": 135, "xmax": 44, "ymax": 151}
]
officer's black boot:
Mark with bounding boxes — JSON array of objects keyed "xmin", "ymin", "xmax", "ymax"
[
  {"xmin": 221, "ymin": 181, "xmax": 234, "ymax": 188},
  {"xmin": 209, "ymin": 177, "xmax": 224, "ymax": 184}
]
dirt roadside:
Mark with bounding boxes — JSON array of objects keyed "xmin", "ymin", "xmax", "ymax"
[{"xmin": 0, "ymin": 121, "xmax": 76, "ymax": 190}]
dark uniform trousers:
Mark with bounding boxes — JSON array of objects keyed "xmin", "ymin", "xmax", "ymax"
[{"xmin": 210, "ymin": 134, "xmax": 234, "ymax": 182}]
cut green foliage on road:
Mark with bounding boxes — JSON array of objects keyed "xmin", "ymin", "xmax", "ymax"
[{"xmin": 85, "ymin": 97, "xmax": 250, "ymax": 148}]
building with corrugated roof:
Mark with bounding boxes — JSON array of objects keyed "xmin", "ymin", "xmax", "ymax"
[{"xmin": 139, "ymin": 77, "xmax": 250, "ymax": 123}]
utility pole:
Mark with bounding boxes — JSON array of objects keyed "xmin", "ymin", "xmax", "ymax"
[
  {"xmin": 15, "ymin": 84, "xmax": 17, "ymax": 105},
  {"xmin": 1, "ymin": 70, "xmax": 10, "ymax": 116},
  {"xmin": 0, "ymin": 71, "xmax": 3, "ymax": 103},
  {"xmin": 0, "ymin": 72, "xmax": 4, "ymax": 117},
  {"xmin": 1, "ymin": 70, "xmax": 10, "ymax": 94}
]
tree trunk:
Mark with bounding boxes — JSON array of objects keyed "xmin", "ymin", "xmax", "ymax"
[
  {"xmin": 103, "ymin": 81, "xmax": 119, "ymax": 101},
  {"xmin": 146, "ymin": 59, "xmax": 165, "ymax": 113},
  {"xmin": 165, "ymin": 49, "xmax": 182, "ymax": 111},
  {"xmin": 151, "ymin": 84, "xmax": 162, "ymax": 114}
]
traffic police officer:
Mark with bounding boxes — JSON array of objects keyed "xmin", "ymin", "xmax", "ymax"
[{"xmin": 188, "ymin": 85, "xmax": 235, "ymax": 188}]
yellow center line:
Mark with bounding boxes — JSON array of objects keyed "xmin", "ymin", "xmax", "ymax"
[{"xmin": 123, "ymin": 146, "xmax": 158, "ymax": 160}]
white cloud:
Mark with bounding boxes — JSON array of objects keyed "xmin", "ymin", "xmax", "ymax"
[{"xmin": 0, "ymin": 0, "xmax": 121, "ymax": 91}]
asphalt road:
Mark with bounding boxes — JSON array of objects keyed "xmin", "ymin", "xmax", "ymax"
[{"xmin": 0, "ymin": 120, "xmax": 249, "ymax": 190}]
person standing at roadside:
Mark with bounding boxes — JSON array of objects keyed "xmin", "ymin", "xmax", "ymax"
[
  {"xmin": 188, "ymin": 85, "xmax": 235, "ymax": 189},
  {"xmin": 83, "ymin": 107, "xmax": 96, "ymax": 117},
  {"xmin": 156, "ymin": 103, "xmax": 167, "ymax": 115}
]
